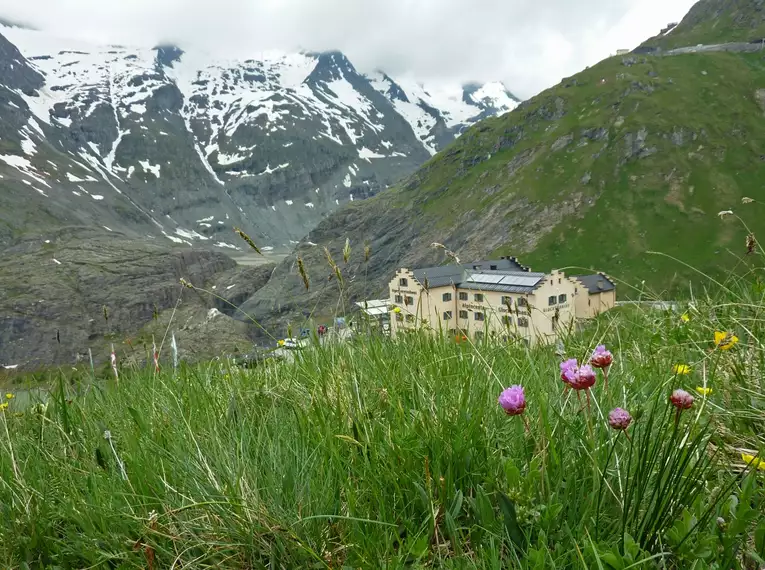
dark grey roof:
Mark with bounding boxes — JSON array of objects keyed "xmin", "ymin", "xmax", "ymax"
[
  {"xmin": 413, "ymin": 265, "xmax": 465, "ymax": 288},
  {"xmin": 411, "ymin": 264, "xmax": 544, "ymax": 294},
  {"xmin": 411, "ymin": 258, "xmax": 530, "ymax": 289},
  {"xmin": 573, "ymin": 274, "xmax": 616, "ymax": 294}
]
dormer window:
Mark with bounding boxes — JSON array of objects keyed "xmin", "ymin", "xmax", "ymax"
[{"xmin": 399, "ymin": 278, "xmax": 408, "ymax": 287}]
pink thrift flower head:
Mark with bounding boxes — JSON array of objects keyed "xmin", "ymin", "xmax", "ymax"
[
  {"xmin": 608, "ymin": 408, "xmax": 632, "ymax": 430},
  {"xmin": 571, "ymin": 364, "xmax": 597, "ymax": 390},
  {"xmin": 498, "ymin": 385, "xmax": 526, "ymax": 416},
  {"xmin": 560, "ymin": 358, "xmax": 578, "ymax": 385},
  {"xmin": 590, "ymin": 345, "xmax": 613, "ymax": 369},
  {"xmin": 670, "ymin": 389, "xmax": 694, "ymax": 410}
]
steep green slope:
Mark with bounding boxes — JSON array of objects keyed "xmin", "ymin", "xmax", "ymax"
[
  {"xmin": 642, "ymin": 0, "xmax": 765, "ymax": 50},
  {"xmin": 243, "ymin": 48, "xmax": 765, "ymax": 332}
]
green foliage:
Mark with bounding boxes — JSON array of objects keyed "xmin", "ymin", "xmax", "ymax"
[
  {"xmin": 0, "ymin": 275, "xmax": 763, "ymax": 568},
  {"xmin": 641, "ymin": 0, "xmax": 765, "ymax": 50},
  {"xmin": 371, "ymin": 49, "xmax": 765, "ymax": 299}
]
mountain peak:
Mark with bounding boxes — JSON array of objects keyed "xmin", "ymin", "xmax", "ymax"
[
  {"xmin": 153, "ymin": 44, "xmax": 184, "ymax": 68},
  {"xmin": 0, "ymin": 17, "xmax": 36, "ymax": 31}
]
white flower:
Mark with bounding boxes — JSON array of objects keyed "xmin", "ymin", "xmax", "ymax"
[
  {"xmin": 718, "ymin": 210, "xmax": 734, "ymax": 219},
  {"xmin": 742, "ymin": 197, "xmax": 754, "ymax": 204}
]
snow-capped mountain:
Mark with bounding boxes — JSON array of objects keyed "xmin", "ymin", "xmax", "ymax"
[{"xmin": 0, "ymin": 24, "xmax": 520, "ymax": 250}]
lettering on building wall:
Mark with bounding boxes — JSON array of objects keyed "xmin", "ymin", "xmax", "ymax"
[{"xmin": 543, "ymin": 303, "xmax": 570, "ymax": 313}]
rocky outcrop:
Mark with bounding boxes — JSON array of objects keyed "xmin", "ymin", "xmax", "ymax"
[{"xmin": 0, "ymin": 228, "xmax": 268, "ymax": 369}]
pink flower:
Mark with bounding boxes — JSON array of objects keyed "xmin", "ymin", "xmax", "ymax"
[
  {"xmin": 670, "ymin": 389, "xmax": 694, "ymax": 410},
  {"xmin": 570, "ymin": 364, "xmax": 597, "ymax": 390},
  {"xmin": 590, "ymin": 345, "xmax": 613, "ymax": 369},
  {"xmin": 559, "ymin": 359, "xmax": 597, "ymax": 390},
  {"xmin": 560, "ymin": 358, "xmax": 578, "ymax": 385},
  {"xmin": 608, "ymin": 408, "xmax": 632, "ymax": 430},
  {"xmin": 498, "ymin": 385, "xmax": 526, "ymax": 416}
]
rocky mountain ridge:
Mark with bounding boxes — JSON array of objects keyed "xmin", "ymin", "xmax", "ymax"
[{"xmin": 0, "ymin": 23, "xmax": 519, "ymax": 250}]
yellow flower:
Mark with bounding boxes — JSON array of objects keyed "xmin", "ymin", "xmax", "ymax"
[
  {"xmin": 672, "ymin": 364, "xmax": 692, "ymax": 375},
  {"xmin": 741, "ymin": 453, "xmax": 765, "ymax": 471},
  {"xmin": 5, "ymin": 393, "xmax": 14, "ymax": 400},
  {"xmin": 680, "ymin": 313, "xmax": 690, "ymax": 323},
  {"xmin": 714, "ymin": 331, "xmax": 739, "ymax": 350},
  {"xmin": 392, "ymin": 307, "xmax": 402, "ymax": 314},
  {"xmin": 0, "ymin": 403, "xmax": 8, "ymax": 411},
  {"xmin": 695, "ymin": 386, "xmax": 713, "ymax": 397},
  {"xmin": 277, "ymin": 339, "xmax": 285, "ymax": 347}
]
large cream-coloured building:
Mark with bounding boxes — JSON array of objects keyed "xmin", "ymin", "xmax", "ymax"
[{"xmin": 388, "ymin": 257, "xmax": 616, "ymax": 345}]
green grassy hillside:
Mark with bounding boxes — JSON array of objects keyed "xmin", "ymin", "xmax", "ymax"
[
  {"xmin": 2, "ymin": 284, "xmax": 764, "ymax": 567},
  {"xmin": 642, "ymin": 0, "xmax": 765, "ymax": 50},
  {"xmin": 243, "ymin": 47, "xmax": 765, "ymax": 331}
]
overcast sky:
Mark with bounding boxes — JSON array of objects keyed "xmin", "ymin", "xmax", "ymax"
[{"xmin": 0, "ymin": 0, "xmax": 697, "ymax": 98}]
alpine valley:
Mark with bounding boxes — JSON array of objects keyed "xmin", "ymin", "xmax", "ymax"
[{"xmin": 0, "ymin": 23, "xmax": 518, "ymax": 368}]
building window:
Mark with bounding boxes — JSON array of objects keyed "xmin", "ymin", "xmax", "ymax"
[
  {"xmin": 517, "ymin": 297, "xmax": 528, "ymax": 307},
  {"xmin": 395, "ymin": 313, "xmax": 403, "ymax": 322},
  {"xmin": 459, "ymin": 292, "xmax": 468, "ymax": 301},
  {"xmin": 502, "ymin": 315, "xmax": 513, "ymax": 326},
  {"xmin": 548, "ymin": 296, "xmax": 557, "ymax": 306},
  {"xmin": 588, "ymin": 298, "xmax": 592, "ymax": 306},
  {"xmin": 558, "ymin": 278, "xmax": 561, "ymax": 284},
  {"xmin": 394, "ymin": 294, "xmax": 403, "ymax": 304},
  {"xmin": 406, "ymin": 314, "xmax": 415, "ymax": 323},
  {"xmin": 459, "ymin": 310, "xmax": 468, "ymax": 319},
  {"xmin": 475, "ymin": 312, "xmax": 485, "ymax": 322},
  {"xmin": 501, "ymin": 296, "xmax": 513, "ymax": 306},
  {"xmin": 405, "ymin": 296, "xmax": 414, "ymax": 306},
  {"xmin": 448, "ymin": 328, "xmax": 456, "ymax": 336},
  {"xmin": 442, "ymin": 292, "xmax": 452, "ymax": 302},
  {"xmin": 474, "ymin": 293, "xmax": 484, "ymax": 302},
  {"xmin": 575, "ymin": 288, "xmax": 578, "ymax": 295},
  {"xmin": 558, "ymin": 294, "xmax": 567, "ymax": 304},
  {"xmin": 399, "ymin": 278, "xmax": 408, "ymax": 287},
  {"xmin": 475, "ymin": 331, "xmax": 485, "ymax": 341},
  {"xmin": 518, "ymin": 317, "xmax": 529, "ymax": 327},
  {"xmin": 490, "ymin": 264, "xmax": 497, "ymax": 270},
  {"xmin": 443, "ymin": 311, "xmax": 453, "ymax": 321}
]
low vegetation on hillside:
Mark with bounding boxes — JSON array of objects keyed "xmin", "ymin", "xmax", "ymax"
[
  {"xmin": 641, "ymin": 0, "xmax": 765, "ymax": 50},
  {"xmin": 1, "ymin": 251, "xmax": 764, "ymax": 567},
  {"xmin": 243, "ymin": 48, "xmax": 765, "ymax": 335}
]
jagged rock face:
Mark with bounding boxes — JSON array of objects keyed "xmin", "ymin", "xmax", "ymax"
[{"xmin": 0, "ymin": 25, "xmax": 520, "ymax": 251}]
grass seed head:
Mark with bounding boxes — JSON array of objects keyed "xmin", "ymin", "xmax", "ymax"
[
  {"xmin": 233, "ymin": 227, "xmax": 262, "ymax": 255},
  {"xmin": 297, "ymin": 256, "xmax": 310, "ymax": 290}
]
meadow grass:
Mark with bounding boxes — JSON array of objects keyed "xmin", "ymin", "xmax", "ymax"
[{"xmin": 1, "ymin": 277, "xmax": 764, "ymax": 568}]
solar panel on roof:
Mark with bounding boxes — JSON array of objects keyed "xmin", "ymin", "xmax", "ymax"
[
  {"xmin": 499, "ymin": 274, "xmax": 541, "ymax": 287},
  {"xmin": 467, "ymin": 273, "xmax": 504, "ymax": 284}
]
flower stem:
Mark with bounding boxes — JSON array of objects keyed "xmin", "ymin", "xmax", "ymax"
[{"xmin": 596, "ymin": 433, "xmax": 619, "ymax": 540}]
